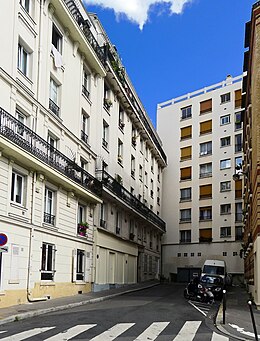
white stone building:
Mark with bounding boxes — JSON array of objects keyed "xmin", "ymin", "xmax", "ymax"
[
  {"xmin": 157, "ymin": 75, "xmax": 244, "ymax": 283},
  {"xmin": 0, "ymin": 0, "xmax": 166, "ymax": 308}
]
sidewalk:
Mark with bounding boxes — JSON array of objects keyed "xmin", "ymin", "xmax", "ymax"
[
  {"xmin": 216, "ymin": 285, "xmax": 260, "ymax": 341},
  {"xmin": 0, "ymin": 281, "xmax": 159, "ymax": 326}
]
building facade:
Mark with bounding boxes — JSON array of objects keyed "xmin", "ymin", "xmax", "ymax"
[
  {"xmin": 242, "ymin": 1, "xmax": 260, "ymax": 308},
  {"xmin": 0, "ymin": 0, "xmax": 166, "ymax": 308},
  {"xmin": 157, "ymin": 75, "xmax": 244, "ymax": 283}
]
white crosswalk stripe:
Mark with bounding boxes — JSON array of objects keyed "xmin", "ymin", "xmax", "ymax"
[
  {"xmin": 89, "ymin": 323, "xmax": 135, "ymax": 340},
  {"xmin": 211, "ymin": 331, "xmax": 229, "ymax": 340},
  {"xmin": 44, "ymin": 324, "xmax": 96, "ymax": 340},
  {"xmin": 0, "ymin": 327, "xmax": 55, "ymax": 341},
  {"xmin": 172, "ymin": 321, "xmax": 202, "ymax": 341},
  {"xmin": 134, "ymin": 322, "xmax": 170, "ymax": 341}
]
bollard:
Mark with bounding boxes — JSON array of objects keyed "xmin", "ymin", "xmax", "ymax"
[
  {"xmin": 222, "ymin": 289, "xmax": 226, "ymax": 325},
  {"xmin": 248, "ymin": 300, "xmax": 259, "ymax": 341}
]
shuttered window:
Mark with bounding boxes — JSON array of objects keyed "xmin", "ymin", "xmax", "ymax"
[
  {"xmin": 181, "ymin": 146, "xmax": 192, "ymax": 160},
  {"xmin": 199, "ymin": 228, "xmax": 212, "ymax": 242},
  {"xmin": 199, "ymin": 184, "xmax": 212, "ymax": 199},
  {"xmin": 180, "ymin": 166, "xmax": 192, "ymax": 180},
  {"xmin": 180, "ymin": 126, "xmax": 192, "ymax": 140},
  {"xmin": 200, "ymin": 99, "xmax": 212, "ymax": 114},
  {"xmin": 200, "ymin": 120, "xmax": 212, "ymax": 135},
  {"xmin": 235, "ymin": 179, "xmax": 242, "ymax": 198},
  {"xmin": 235, "ymin": 89, "xmax": 242, "ymax": 108}
]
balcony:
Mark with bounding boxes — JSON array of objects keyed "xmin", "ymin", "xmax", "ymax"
[
  {"xmin": 49, "ymin": 99, "xmax": 60, "ymax": 117},
  {"xmin": 199, "ymin": 172, "xmax": 212, "ymax": 178},
  {"xmin": 82, "ymin": 85, "xmax": 90, "ymax": 99},
  {"xmin": 0, "ymin": 107, "xmax": 102, "ymax": 197},
  {"xmin": 81, "ymin": 130, "xmax": 88, "ymax": 144},
  {"xmin": 98, "ymin": 170, "xmax": 166, "ymax": 232},
  {"xmin": 44, "ymin": 212, "xmax": 55, "ymax": 225}
]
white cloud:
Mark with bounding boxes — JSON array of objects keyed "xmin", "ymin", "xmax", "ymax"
[{"xmin": 83, "ymin": 0, "xmax": 192, "ymax": 29}]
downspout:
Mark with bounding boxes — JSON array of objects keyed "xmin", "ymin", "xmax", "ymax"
[{"xmin": 27, "ymin": 172, "xmax": 47, "ymax": 302}]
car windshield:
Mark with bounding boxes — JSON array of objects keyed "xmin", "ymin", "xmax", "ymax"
[
  {"xmin": 200, "ymin": 275, "xmax": 223, "ymax": 284},
  {"xmin": 203, "ymin": 265, "xmax": 224, "ymax": 275}
]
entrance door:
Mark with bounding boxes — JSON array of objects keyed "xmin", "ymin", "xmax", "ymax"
[{"xmin": 108, "ymin": 252, "xmax": 115, "ymax": 284}]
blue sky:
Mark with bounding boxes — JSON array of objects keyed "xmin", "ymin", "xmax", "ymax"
[{"xmin": 84, "ymin": 0, "xmax": 254, "ymax": 126}]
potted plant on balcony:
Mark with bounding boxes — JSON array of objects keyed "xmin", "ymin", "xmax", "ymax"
[{"xmin": 78, "ymin": 222, "xmax": 89, "ymax": 236}]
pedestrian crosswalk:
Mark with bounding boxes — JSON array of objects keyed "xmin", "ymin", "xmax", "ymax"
[{"xmin": 0, "ymin": 322, "xmax": 230, "ymax": 340}]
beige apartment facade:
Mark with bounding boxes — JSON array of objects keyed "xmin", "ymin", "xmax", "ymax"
[
  {"xmin": 0, "ymin": 0, "xmax": 166, "ymax": 308},
  {"xmin": 157, "ymin": 76, "xmax": 244, "ymax": 283}
]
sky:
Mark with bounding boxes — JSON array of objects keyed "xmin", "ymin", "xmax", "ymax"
[{"xmin": 83, "ymin": 0, "xmax": 254, "ymax": 127}]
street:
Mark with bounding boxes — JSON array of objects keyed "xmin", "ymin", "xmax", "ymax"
[{"xmin": 0, "ymin": 285, "xmax": 232, "ymax": 340}]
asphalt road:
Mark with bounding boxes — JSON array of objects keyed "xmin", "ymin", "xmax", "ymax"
[{"xmin": 0, "ymin": 284, "xmax": 233, "ymax": 340}]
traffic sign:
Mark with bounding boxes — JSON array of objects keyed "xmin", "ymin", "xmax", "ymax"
[
  {"xmin": 0, "ymin": 234, "xmax": 8, "ymax": 246},
  {"xmin": 0, "ymin": 246, "xmax": 8, "ymax": 252}
]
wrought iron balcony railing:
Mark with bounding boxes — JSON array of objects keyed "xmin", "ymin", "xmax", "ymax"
[
  {"xmin": 98, "ymin": 170, "xmax": 166, "ymax": 232},
  {"xmin": 0, "ymin": 107, "xmax": 102, "ymax": 197},
  {"xmin": 81, "ymin": 130, "xmax": 88, "ymax": 144},
  {"xmin": 44, "ymin": 212, "xmax": 55, "ymax": 225},
  {"xmin": 49, "ymin": 99, "xmax": 60, "ymax": 117}
]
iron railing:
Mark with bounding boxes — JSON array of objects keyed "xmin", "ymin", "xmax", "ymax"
[
  {"xmin": 49, "ymin": 99, "xmax": 60, "ymax": 117},
  {"xmin": 0, "ymin": 107, "xmax": 102, "ymax": 197},
  {"xmin": 81, "ymin": 130, "xmax": 88, "ymax": 144},
  {"xmin": 98, "ymin": 170, "xmax": 166, "ymax": 232},
  {"xmin": 44, "ymin": 212, "xmax": 55, "ymax": 225}
]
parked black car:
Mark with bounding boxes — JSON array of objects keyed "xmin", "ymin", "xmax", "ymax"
[{"xmin": 200, "ymin": 274, "xmax": 224, "ymax": 300}]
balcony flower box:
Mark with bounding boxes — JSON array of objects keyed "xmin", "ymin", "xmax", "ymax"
[{"xmin": 77, "ymin": 222, "xmax": 89, "ymax": 236}]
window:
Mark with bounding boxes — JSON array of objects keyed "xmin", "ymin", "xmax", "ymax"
[
  {"xmin": 151, "ymin": 157, "xmax": 154, "ymax": 173},
  {"xmin": 180, "ymin": 166, "xmax": 192, "ymax": 180},
  {"xmin": 235, "ymin": 134, "xmax": 242, "ymax": 152},
  {"xmin": 180, "ymin": 126, "xmax": 192, "ymax": 140},
  {"xmin": 180, "ymin": 230, "xmax": 191, "ymax": 243},
  {"xmin": 102, "ymin": 121, "xmax": 109, "ymax": 149},
  {"xmin": 16, "ymin": 109, "xmax": 26, "ymax": 136},
  {"xmin": 199, "ymin": 206, "xmax": 212, "ymax": 220},
  {"xmin": 235, "ymin": 180, "xmax": 242, "ymax": 199},
  {"xmin": 235, "ymin": 112, "xmax": 242, "ymax": 130},
  {"xmin": 220, "ymin": 159, "xmax": 231, "ymax": 170},
  {"xmin": 44, "ymin": 188, "xmax": 55, "ymax": 225},
  {"xmin": 17, "ymin": 43, "xmax": 29, "ymax": 76},
  {"xmin": 49, "ymin": 78, "xmax": 59, "ymax": 116},
  {"xmin": 220, "ymin": 92, "xmax": 230, "ymax": 104},
  {"xmin": 81, "ymin": 113, "xmax": 89, "ymax": 144},
  {"xmin": 116, "ymin": 210, "xmax": 122, "ymax": 234},
  {"xmin": 199, "ymin": 163, "xmax": 212, "ymax": 178},
  {"xmin": 157, "ymin": 187, "xmax": 160, "ymax": 205},
  {"xmin": 82, "ymin": 69, "xmax": 90, "ymax": 98},
  {"xmin": 220, "ymin": 181, "xmax": 231, "ymax": 192},
  {"xmin": 76, "ymin": 249, "xmax": 85, "ymax": 280},
  {"xmin": 220, "ymin": 204, "xmax": 231, "ymax": 215},
  {"xmin": 144, "ymin": 172, "xmax": 148, "ymax": 187},
  {"xmin": 11, "ymin": 172, "xmax": 24, "ymax": 205},
  {"xmin": 78, "ymin": 204, "xmax": 86, "ymax": 224},
  {"xmin": 100, "ymin": 203, "xmax": 107, "ymax": 228},
  {"xmin": 150, "ymin": 179, "xmax": 154, "ymax": 198},
  {"xmin": 220, "ymin": 114, "xmax": 230, "ymax": 125},
  {"xmin": 200, "ymin": 141, "xmax": 212, "ymax": 156},
  {"xmin": 199, "ymin": 228, "xmax": 212, "ymax": 243},
  {"xmin": 41, "ymin": 243, "xmax": 55, "ymax": 280},
  {"xmin": 200, "ymin": 120, "xmax": 212, "ymax": 135},
  {"xmin": 235, "ymin": 202, "xmax": 242, "ymax": 222},
  {"xmin": 52, "ymin": 24, "xmax": 62, "ymax": 53},
  {"xmin": 20, "ymin": 0, "xmax": 30, "ymax": 12},
  {"xmin": 180, "ymin": 209, "xmax": 191, "ymax": 222},
  {"xmin": 119, "ymin": 106, "xmax": 124, "ymax": 130},
  {"xmin": 199, "ymin": 184, "xmax": 212, "ymax": 199},
  {"xmin": 131, "ymin": 155, "xmax": 135, "ymax": 177},
  {"xmin": 220, "ymin": 226, "xmax": 231, "ymax": 238},
  {"xmin": 220, "ymin": 136, "xmax": 231, "ymax": 147},
  {"xmin": 200, "ymin": 99, "xmax": 212, "ymax": 114},
  {"xmin": 103, "ymin": 83, "xmax": 112, "ymax": 110},
  {"xmin": 180, "ymin": 187, "xmax": 191, "ymax": 201},
  {"xmin": 139, "ymin": 165, "xmax": 143, "ymax": 181},
  {"xmin": 235, "ymin": 226, "xmax": 243, "ymax": 241},
  {"xmin": 235, "ymin": 156, "xmax": 242, "ymax": 169},
  {"xmin": 47, "ymin": 133, "xmax": 58, "ymax": 163},
  {"xmin": 117, "ymin": 139, "xmax": 123, "ymax": 164},
  {"xmin": 180, "ymin": 146, "xmax": 192, "ymax": 161},
  {"xmin": 181, "ymin": 106, "xmax": 192, "ymax": 119},
  {"xmin": 235, "ymin": 89, "xmax": 242, "ymax": 108}
]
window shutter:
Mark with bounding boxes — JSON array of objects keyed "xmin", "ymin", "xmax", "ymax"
[
  {"xmin": 180, "ymin": 146, "xmax": 192, "ymax": 160},
  {"xmin": 200, "ymin": 99, "xmax": 212, "ymax": 114},
  {"xmin": 199, "ymin": 228, "xmax": 212, "ymax": 238},
  {"xmin": 235, "ymin": 90, "xmax": 242, "ymax": 108},
  {"xmin": 180, "ymin": 126, "xmax": 192, "ymax": 140},
  {"xmin": 84, "ymin": 252, "xmax": 91, "ymax": 283},
  {"xmin": 199, "ymin": 184, "xmax": 212, "ymax": 198},
  {"xmin": 180, "ymin": 167, "xmax": 192, "ymax": 180},
  {"xmin": 200, "ymin": 120, "xmax": 212, "ymax": 134},
  {"xmin": 10, "ymin": 244, "xmax": 20, "ymax": 283},
  {"xmin": 235, "ymin": 179, "xmax": 242, "ymax": 198},
  {"xmin": 72, "ymin": 249, "xmax": 77, "ymax": 282}
]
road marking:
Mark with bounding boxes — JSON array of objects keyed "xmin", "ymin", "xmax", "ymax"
[
  {"xmin": 211, "ymin": 331, "xmax": 229, "ymax": 340},
  {"xmin": 188, "ymin": 301, "xmax": 207, "ymax": 316},
  {"xmin": 89, "ymin": 323, "xmax": 135, "ymax": 340},
  {"xmin": 0, "ymin": 332, "xmax": 6, "ymax": 334},
  {"xmin": 0, "ymin": 327, "xmax": 55, "ymax": 341},
  {"xmin": 134, "ymin": 322, "xmax": 170, "ymax": 340},
  {"xmin": 44, "ymin": 324, "xmax": 96, "ymax": 340},
  {"xmin": 172, "ymin": 321, "xmax": 201, "ymax": 341}
]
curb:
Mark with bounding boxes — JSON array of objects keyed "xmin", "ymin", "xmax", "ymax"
[{"xmin": 0, "ymin": 283, "xmax": 159, "ymax": 326}]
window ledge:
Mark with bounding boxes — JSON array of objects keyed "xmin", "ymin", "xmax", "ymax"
[
  {"xmin": 10, "ymin": 202, "xmax": 28, "ymax": 211},
  {"xmin": 40, "ymin": 282, "xmax": 56, "ymax": 286},
  {"xmin": 17, "ymin": 69, "xmax": 33, "ymax": 85}
]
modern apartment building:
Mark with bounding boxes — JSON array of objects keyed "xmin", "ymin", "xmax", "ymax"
[
  {"xmin": 242, "ymin": 1, "xmax": 260, "ymax": 308},
  {"xmin": 157, "ymin": 75, "xmax": 244, "ymax": 282},
  {"xmin": 0, "ymin": 0, "xmax": 166, "ymax": 308}
]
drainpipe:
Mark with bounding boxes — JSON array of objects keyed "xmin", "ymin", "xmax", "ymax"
[{"xmin": 27, "ymin": 172, "xmax": 47, "ymax": 302}]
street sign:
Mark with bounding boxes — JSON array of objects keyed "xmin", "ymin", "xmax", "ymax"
[
  {"xmin": 0, "ymin": 246, "xmax": 8, "ymax": 253},
  {"xmin": 0, "ymin": 234, "xmax": 8, "ymax": 246}
]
